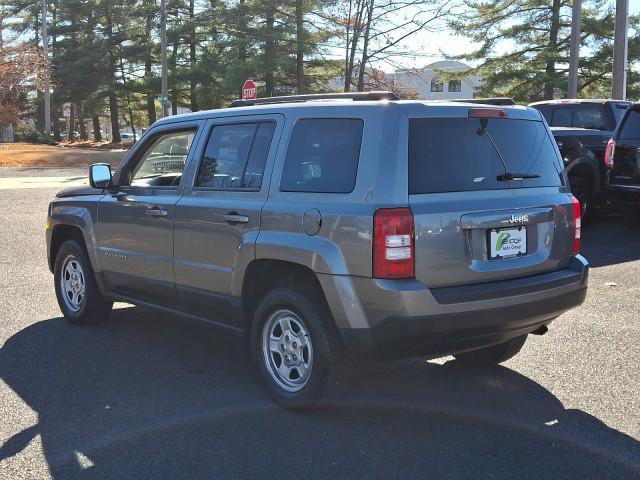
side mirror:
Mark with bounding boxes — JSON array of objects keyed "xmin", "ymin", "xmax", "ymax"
[{"xmin": 89, "ymin": 163, "xmax": 112, "ymax": 189}]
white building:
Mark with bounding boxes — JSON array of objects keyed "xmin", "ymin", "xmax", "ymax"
[{"xmin": 393, "ymin": 60, "xmax": 480, "ymax": 100}]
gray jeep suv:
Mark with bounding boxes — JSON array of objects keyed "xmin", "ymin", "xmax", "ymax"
[{"xmin": 46, "ymin": 92, "xmax": 588, "ymax": 408}]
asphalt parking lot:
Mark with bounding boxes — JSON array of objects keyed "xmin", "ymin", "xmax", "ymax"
[{"xmin": 0, "ymin": 171, "xmax": 639, "ymax": 479}]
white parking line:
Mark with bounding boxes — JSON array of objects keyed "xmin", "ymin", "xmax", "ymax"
[{"xmin": 0, "ymin": 176, "xmax": 88, "ymax": 189}]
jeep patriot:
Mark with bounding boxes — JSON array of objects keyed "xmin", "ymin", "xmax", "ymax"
[{"xmin": 46, "ymin": 92, "xmax": 588, "ymax": 408}]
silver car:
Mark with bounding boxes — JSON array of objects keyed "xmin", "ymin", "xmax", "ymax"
[{"xmin": 46, "ymin": 92, "xmax": 588, "ymax": 408}]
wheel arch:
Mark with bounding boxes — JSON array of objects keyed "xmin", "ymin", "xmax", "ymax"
[
  {"xmin": 49, "ymin": 224, "xmax": 86, "ymax": 272},
  {"xmin": 566, "ymin": 159, "xmax": 600, "ymax": 193}
]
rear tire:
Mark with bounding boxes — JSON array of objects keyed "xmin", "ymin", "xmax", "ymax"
[
  {"xmin": 569, "ymin": 176, "xmax": 593, "ymax": 223},
  {"xmin": 251, "ymin": 287, "xmax": 341, "ymax": 409},
  {"xmin": 54, "ymin": 239, "xmax": 113, "ymax": 325},
  {"xmin": 454, "ymin": 335, "xmax": 527, "ymax": 366}
]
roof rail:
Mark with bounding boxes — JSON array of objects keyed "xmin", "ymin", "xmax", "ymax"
[
  {"xmin": 450, "ymin": 97, "xmax": 516, "ymax": 106},
  {"xmin": 228, "ymin": 91, "xmax": 399, "ymax": 108}
]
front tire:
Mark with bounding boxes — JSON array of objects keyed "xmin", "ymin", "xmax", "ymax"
[
  {"xmin": 251, "ymin": 288, "xmax": 340, "ymax": 409},
  {"xmin": 54, "ymin": 239, "xmax": 113, "ymax": 325},
  {"xmin": 454, "ymin": 335, "xmax": 527, "ymax": 366}
]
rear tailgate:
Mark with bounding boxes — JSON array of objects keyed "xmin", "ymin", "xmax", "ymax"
[{"xmin": 408, "ymin": 110, "xmax": 575, "ymax": 289}]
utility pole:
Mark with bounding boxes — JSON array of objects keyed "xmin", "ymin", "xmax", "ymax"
[
  {"xmin": 567, "ymin": 0, "xmax": 581, "ymax": 98},
  {"xmin": 41, "ymin": 0, "xmax": 50, "ymax": 139},
  {"xmin": 612, "ymin": 0, "xmax": 629, "ymax": 100},
  {"xmin": 160, "ymin": 0, "xmax": 169, "ymax": 117}
]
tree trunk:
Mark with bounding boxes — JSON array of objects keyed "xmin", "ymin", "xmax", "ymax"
[
  {"xmin": 357, "ymin": 0, "xmax": 375, "ymax": 91},
  {"xmin": 264, "ymin": 1, "xmax": 276, "ymax": 97},
  {"xmin": 68, "ymin": 102, "xmax": 75, "ymax": 142},
  {"xmin": 144, "ymin": 0, "xmax": 157, "ymax": 125},
  {"xmin": 344, "ymin": 0, "xmax": 365, "ymax": 92},
  {"xmin": 92, "ymin": 115, "xmax": 102, "ymax": 141},
  {"xmin": 295, "ymin": 0, "xmax": 305, "ymax": 94},
  {"xmin": 264, "ymin": 3, "xmax": 275, "ymax": 97},
  {"xmin": 53, "ymin": 105, "xmax": 61, "ymax": 142},
  {"xmin": 238, "ymin": 0, "xmax": 247, "ymax": 97},
  {"xmin": 189, "ymin": 0, "xmax": 198, "ymax": 111},
  {"xmin": 544, "ymin": 0, "xmax": 561, "ymax": 99},
  {"xmin": 109, "ymin": 93, "xmax": 120, "ymax": 143},
  {"xmin": 171, "ymin": 41, "xmax": 178, "ymax": 115},
  {"xmin": 105, "ymin": 5, "xmax": 121, "ymax": 143},
  {"xmin": 77, "ymin": 102, "xmax": 87, "ymax": 140}
]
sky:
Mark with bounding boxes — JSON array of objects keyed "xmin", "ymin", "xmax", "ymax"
[{"xmin": 364, "ymin": 0, "xmax": 640, "ymax": 72}]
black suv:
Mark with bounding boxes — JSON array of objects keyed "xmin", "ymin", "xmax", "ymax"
[{"xmin": 606, "ymin": 103, "xmax": 640, "ymax": 228}]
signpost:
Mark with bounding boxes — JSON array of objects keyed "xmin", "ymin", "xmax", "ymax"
[{"xmin": 242, "ymin": 79, "xmax": 257, "ymax": 100}]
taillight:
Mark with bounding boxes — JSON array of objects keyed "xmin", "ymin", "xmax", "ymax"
[
  {"xmin": 570, "ymin": 194, "xmax": 581, "ymax": 255},
  {"xmin": 468, "ymin": 108, "xmax": 508, "ymax": 118},
  {"xmin": 373, "ymin": 208, "xmax": 415, "ymax": 279},
  {"xmin": 604, "ymin": 138, "xmax": 616, "ymax": 168}
]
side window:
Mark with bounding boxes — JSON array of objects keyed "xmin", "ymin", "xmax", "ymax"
[
  {"xmin": 448, "ymin": 80, "xmax": 461, "ymax": 92},
  {"xmin": 573, "ymin": 104, "xmax": 607, "ymax": 130},
  {"xmin": 619, "ymin": 110, "xmax": 640, "ymax": 140},
  {"xmin": 280, "ymin": 118, "xmax": 363, "ymax": 193},
  {"xmin": 551, "ymin": 108, "xmax": 572, "ymax": 127},
  {"xmin": 195, "ymin": 122, "xmax": 275, "ymax": 190},
  {"xmin": 430, "ymin": 78, "xmax": 443, "ymax": 92},
  {"xmin": 130, "ymin": 129, "xmax": 196, "ymax": 187}
]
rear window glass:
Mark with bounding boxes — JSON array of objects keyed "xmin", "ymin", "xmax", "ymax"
[
  {"xmin": 280, "ymin": 118, "xmax": 363, "ymax": 193},
  {"xmin": 573, "ymin": 104, "xmax": 607, "ymax": 130},
  {"xmin": 409, "ymin": 118, "xmax": 563, "ymax": 194},
  {"xmin": 551, "ymin": 108, "xmax": 572, "ymax": 127},
  {"xmin": 619, "ymin": 109, "xmax": 640, "ymax": 140}
]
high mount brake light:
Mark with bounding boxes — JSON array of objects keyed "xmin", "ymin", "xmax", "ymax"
[
  {"xmin": 468, "ymin": 108, "xmax": 508, "ymax": 119},
  {"xmin": 373, "ymin": 208, "xmax": 415, "ymax": 279},
  {"xmin": 570, "ymin": 195, "xmax": 581, "ymax": 255},
  {"xmin": 604, "ymin": 138, "xmax": 616, "ymax": 169}
]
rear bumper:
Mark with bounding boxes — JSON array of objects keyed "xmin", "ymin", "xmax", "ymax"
[{"xmin": 319, "ymin": 255, "xmax": 588, "ymax": 358}]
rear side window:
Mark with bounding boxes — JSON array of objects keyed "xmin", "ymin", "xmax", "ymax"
[
  {"xmin": 280, "ymin": 118, "xmax": 363, "ymax": 193},
  {"xmin": 409, "ymin": 118, "xmax": 563, "ymax": 194},
  {"xmin": 195, "ymin": 122, "xmax": 275, "ymax": 190},
  {"xmin": 619, "ymin": 109, "xmax": 640, "ymax": 140}
]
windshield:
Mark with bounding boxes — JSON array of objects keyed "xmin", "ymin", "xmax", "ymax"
[{"xmin": 409, "ymin": 118, "xmax": 563, "ymax": 194}]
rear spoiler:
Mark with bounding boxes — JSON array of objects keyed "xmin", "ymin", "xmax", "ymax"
[{"xmin": 451, "ymin": 98, "xmax": 516, "ymax": 106}]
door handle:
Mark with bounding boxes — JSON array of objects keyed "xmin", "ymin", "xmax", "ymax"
[
  {"xmin": 146, "ymin": 207, "xmax": 168, "ymax": 217},
  {"xmin": 223, "ymin": 213, "xmax": 249, "ymax": 224}
]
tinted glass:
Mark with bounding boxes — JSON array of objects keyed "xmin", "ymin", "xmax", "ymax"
[
  {"xmin": 243, "ymin": 123, "xmax": 276, "ymax": 189},
  {"xmin": 573, "ymin": 104, "xmax": 607, "ymax": 130},
  {"xmin": 280, "ymin": 119, "xmax": 363, "ymax": 193},
  {"xmin": 551, "ymin": 108, "xmax": 572, "ymax": 127},
  {"xmin": 131, "ymin": 130, "xmax": 196, "ymax": 187},
  {"xmin": 619, "ymin": 109, "xmax": 640, "ymax": 140},
  {"xmin": 196, "ymin": 122, "xmax": 275, "ymax": 189},
  {"xmin": 612, "ymin": 102, "xmax": 631, "ymax": 125},
  {"xmin": 409, "ymin": 118, "xmax": 563, "ymax": 194}
]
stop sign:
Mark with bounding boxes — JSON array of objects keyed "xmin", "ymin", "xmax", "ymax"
[{"xmin": 242, "ymin": 79, "xmax": 257, "ymax": 100}]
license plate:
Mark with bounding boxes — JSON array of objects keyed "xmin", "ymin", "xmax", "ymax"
[{"xmin": 488, "ymin": 227, "xmax": 527, "ymax": 259}]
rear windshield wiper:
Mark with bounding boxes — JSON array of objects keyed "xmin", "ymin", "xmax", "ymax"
[{"xmin": 497, "ymin": 172, "xmax": 541, "ymax": 181}]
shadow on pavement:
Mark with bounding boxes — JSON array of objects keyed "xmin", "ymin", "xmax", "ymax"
[
  {"xmin": 1, "ymin": 306, "xmax": 639, "ymax": 479},
  {"xmin": 582, "ymin": 214, "xmax": 640, "ymax": 268}
]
